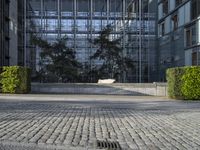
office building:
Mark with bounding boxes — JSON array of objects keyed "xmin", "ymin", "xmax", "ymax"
[
  {"xmin": 0, "ymin": 0, "xmax": 10, "ymax": 66},
  {"xmin": 158, "ymin": 0, "xmax": 200, "ymax": 80},
  {"xmin": 0, "ymin": 0, "xmax": 25, "ymax": 67}
]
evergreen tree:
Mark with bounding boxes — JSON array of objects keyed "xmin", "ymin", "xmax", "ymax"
[
  {"xmin": 32, "ymin": 36, "xmax": 81, "ymax": 82},
  {"xmin": 90, "ymin": 25, "xmax": 134, "ymax": 82}
]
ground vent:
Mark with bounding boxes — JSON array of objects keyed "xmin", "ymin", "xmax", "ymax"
[{"xmin": 96, "ymin": 140, "xmax": 121, "ymax": 150}]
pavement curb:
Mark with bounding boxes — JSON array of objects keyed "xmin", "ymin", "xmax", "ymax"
[{"xmin": 0, "ymin": 94, "xmax": 170, "ymax": 102}]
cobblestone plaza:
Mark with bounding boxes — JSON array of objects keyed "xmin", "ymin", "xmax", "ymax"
[{"xmin": 0, "ymin": 95, "xmax": 200, "ymax": 150}]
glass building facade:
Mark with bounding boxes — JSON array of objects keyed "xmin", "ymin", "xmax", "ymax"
[
  {"xmin": 25, "ymin": 0, "xmax": 157, "ymax": 83},
  {"xmin": 0, "ymin": 0, "xmax": 10, "ymax": 66}
]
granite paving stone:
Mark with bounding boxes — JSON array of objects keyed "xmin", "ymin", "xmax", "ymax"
[{"xmin": 0, "ymin": 96, "xmax": 199, "ymax": 149}]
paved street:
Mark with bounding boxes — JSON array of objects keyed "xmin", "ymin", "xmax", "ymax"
[{"xmin": 0, "ymin": 95, "xmax": 200, "ymax": 150}]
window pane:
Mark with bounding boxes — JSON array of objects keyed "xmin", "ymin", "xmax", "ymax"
[
  {"xmin": 61, "ymin": 0, "xmax": 73, "ymax": 12},
  {"xmin": 44, "ymin": 0, "xmax": 57, "ymax": 11},
  {"xmin": 61, "ymin": 19, "xmax": 73, "ymax": 31},
  {"xmin": 186, "ymin": 30, "xmax": 191, "ymax": 47},
  {"xmin": 77, "ymin": 0, "xmax": 89, "ymax": 12},
  {"xmin": 192, "ymin": 26, "xmax": 196, "ymax": 45},
  {"xmin": 191, "ymin": 0, "xmax": 197, "ymax": 19},
  {"xmin": 163, "ymin": 0, "xmax": 168, "ymax": 16},
  {"xmin": 192, "ymin": 52, "xmax": 197, "ymax": 65},
  {"xmin": 93, "ymin": 0, "xmax": 107, "ymax": 12}
]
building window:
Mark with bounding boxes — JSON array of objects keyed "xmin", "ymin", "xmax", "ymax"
[
  {"xmin": 191, "ymin": 26, "xmax": 196, "ymax": 45},
  {"xmin": 162, "ymin": 23, "xmax": 165, "ymax": 36},
  {"xmin": 191, "ymin": 0, "xmax": 200, "ymax": 20},
  {"xmin": 163, "ymin": 0, "xmax": 168, "ymax": 16},
  {"xmin": 186, "ymin": 29, "xmax": 191, "ymax": 47},
  {"xmin": 171, "ymin": 14, "xmax": 178, "ymax": 31},
  {"xmin": 192, "ymin": 52, "xmax": 197, "ymax": 65},
  {"xmin": 175, "ymin": 0, "xmax": 183, "ymax": 7},
  {"xmin": 186, "ymin": 24, "xmax": 197, "ymax": 47},
  {"xmin": 159, "ymin": 22, "xmax": 165, "ymax": 37}
]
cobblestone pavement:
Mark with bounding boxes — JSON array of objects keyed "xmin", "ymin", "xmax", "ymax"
[{"xmin": 0, "ymin": 97, "xmax": 200, "ymax": 149}]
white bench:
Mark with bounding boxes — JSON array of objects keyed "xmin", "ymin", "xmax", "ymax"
[{"xmin": 97, "ymin": 79, "xmax": 115, "ymax": 84}]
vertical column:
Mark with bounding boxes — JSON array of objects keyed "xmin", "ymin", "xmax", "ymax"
[
  {"xmin": 139, "ymin": 0, "xmax": 142, "ymax": 83},
  {"xmin": 90, "ymin": 0, "xmax": 93, "ymax": 81},
  {"xmin": 147, "ymin": 1, "xmax": 150, "ymax": 82},
  {"xmin": 40, "ymin": 0, "xmax": 43, "ymax": 37},
  {"xmin": 74, "ymin": 0, "xmax": 77, "ymax": 52},
  {"xmin": 122, "ymin": 0, "xmax": 126, "ymax": 82},
  {"xmin": 24, "ymin": 0, "xmax": 27, "ymax": 66},
  {"xmin": 107, "ymin": 0, "xmax": 109, "ymax": 24},
  {"xmin": 114, "ymin": 0, "xmax": 116, "ymax": 37},
  {"xmin": 100, "ymin": 0, "xmax": 103, "ymax": 31},
  {"xmin": 58, "ymin": 0, "xmax": 61, "ymax": 37},
  {"xmin": 39, "ymin": 0, "xmax": 44, "ymax": 72}
]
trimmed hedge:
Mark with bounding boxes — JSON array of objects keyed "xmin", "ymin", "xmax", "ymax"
[
  {"xmin": 0, "ymin": 66, "xmax": 31, "ymax": 94},
  {"xmin": 0, "ymin": 67, "xmax": 2, "ymax": 93},
  {"xmin": 166, "ymin": 66, "xmax": 200, "ymax": 100}
]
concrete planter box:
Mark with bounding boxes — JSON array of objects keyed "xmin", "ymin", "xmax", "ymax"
[{"xmin": 31, "ymin": 83, "xmax": 167, "ymax": 96}]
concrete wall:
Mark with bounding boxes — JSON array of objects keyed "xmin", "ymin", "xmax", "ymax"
[{"xmin": 31, "ymin": 83, "xmax": 168, "ymax": 96}]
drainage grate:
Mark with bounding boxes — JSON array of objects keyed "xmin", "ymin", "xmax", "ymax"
[{"xmin": 96, "ymin": 140, "xmax": 121, "ymax": 150}]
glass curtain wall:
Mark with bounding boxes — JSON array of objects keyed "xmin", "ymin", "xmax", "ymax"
[
  {"xmin": 119, "ymin": 0, "xmax": 156, "ymax": 82},
  {"xmin": 18, "ymin": 0, "xmax": 25, "ymax": 66},
  {"xmin": 0, "ymin": 0, "xmax": 10, "ymax": 66},
  {"xmin": 26, "ymin": 0, "xmax": 156, "ymax": 83}
]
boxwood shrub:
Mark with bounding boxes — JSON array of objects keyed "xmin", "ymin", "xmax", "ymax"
[
  {"xmin": 0, "ymin": 66, "xmax": 31, "ymax": 94},
  {"xmin": 166, "ymin": 66, "xmax": 200, "ymax": 100}
]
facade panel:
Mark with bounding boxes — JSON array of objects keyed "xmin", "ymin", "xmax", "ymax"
[
  {"xmin": 165, "ymin": 16, "xmax": 170, "ymax": 34},
  {"xmin": 184, "ymin": 1, "xmax": 190, "ymax": 24},
  {"xmin": 178, "ymin": 6, "xmax": 184, "ymax": 27},
  {"xmin": 9, "ymin": 0, "xmax": 18, "ymax": 65},
  {"xmin": 158, "ymin": 4, "xmax": 163, "ymax": 20},
  {"xmin": 169, "ymin": 0, "xmax": 175, "ymax": 12}
]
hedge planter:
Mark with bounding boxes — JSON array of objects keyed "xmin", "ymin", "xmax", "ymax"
[
  {"xmin": 166, "ymin": 66, "xmax": 200, "ymax": 100},
  {"xmin": 0, "ymin": 66, "xmax": 31, "ymax": 94}
]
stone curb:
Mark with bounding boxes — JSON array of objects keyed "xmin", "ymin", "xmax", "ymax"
[{"xmin": 0, "ymin": 94, "xmax": 170, "ymax": 102}]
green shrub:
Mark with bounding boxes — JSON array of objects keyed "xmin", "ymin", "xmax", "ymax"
[
  {"xmin": 0, "ymin": 67, "xmax": 2, "ymax": 93},
  {"xmin": 181, "ymin": 66, "xmax": 200, "ymax": 100},
  {"xmin": 0, "ymin": 66, "xmax": 31, "ymax": 94},
  {"xmin": 166, "ymin": 66, "xmax": 200, "ymax": 100},
  {"xmin": 166, "ymin": 67, "xmax": 185, "ymax": 99}
]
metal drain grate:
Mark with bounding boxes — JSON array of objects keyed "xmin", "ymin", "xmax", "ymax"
[{"xmin": 96, "ymin": 140, "xmax": 121, "ymax": 150}]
